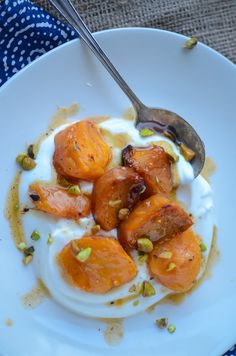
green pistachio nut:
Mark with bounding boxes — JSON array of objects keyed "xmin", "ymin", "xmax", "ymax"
[{"xmin": 137, "ymin": 238, "xmax": 153, "ymax": 253}]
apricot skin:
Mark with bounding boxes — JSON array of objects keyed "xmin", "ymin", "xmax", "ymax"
[
  {"xmin": 118, "ymin": 194, "xmax": 193, "ymax": 249},
  {"xmin": 58, "ymin": 236, "xmax": 137, "ymax": 294},
  {"xmin": 148, "ymin": 229, "xmax": 201, "ymax": 292},
  {"xmin": 122, "ymin": 145, "xmax": 173, "ymax": 196},
  {"xmin": 92, "ymin": 167, "xmax": 145, "ymax": 231},
  {"xmin": 29, "ymin": 183, "xmax": 91, "ymax": 219},
  {"xmin": 53, "ymin": 120, "xmax": 111, "ymax": 182}
]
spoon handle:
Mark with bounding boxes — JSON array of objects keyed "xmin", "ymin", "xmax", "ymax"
[{"xmin": 49, "ymin": 0, "xmax": 144, "ymax": 112}]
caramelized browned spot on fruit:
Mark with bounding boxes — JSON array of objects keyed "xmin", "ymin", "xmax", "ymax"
[
  {"xmin": 122, "ymin": 145, "xmax": 173, "ymax": 196},
  {"xmin": 53, "ymin": 120, "xmax": 111, "ymax": 182},
  {"xmin": 58, "ymin": 236, "xmax": 137, "ymax": 293},
  {"xmin": 148, "ymin": 229, "xmax": 201, "ymax": 292},
  {"xmin": 29, "ymin": 183, "xmax": 91, "ymax": 219},
  {"xmin": 118, "ymin": 195, "xmax": 192, "ymax": 249},
  {"xmin": 92, "ymin": 167, "xmax": 145, "ymax": 231}
]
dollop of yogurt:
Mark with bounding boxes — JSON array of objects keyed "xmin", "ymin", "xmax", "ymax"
[{"xmin": 19, "ymin": 116, "xmax": 215, "ymax": 318}]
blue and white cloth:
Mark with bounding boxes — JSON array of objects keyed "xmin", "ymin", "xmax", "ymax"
[
  {"xmin": 0, "ymin": 1, "xmax": 235, "ymax": 355},
  {"xmin": 0, "ymin": 0, "xmax": 76, "ymax": 86}
]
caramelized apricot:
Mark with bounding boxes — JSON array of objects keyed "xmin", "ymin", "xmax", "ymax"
[
  {"xmin": 148, "ymin": 229, "xmax": 201, "ymax": 292},
  {"xmin": 53, "ymin": 120, "xmax": 111, "ymax": 181},
  {"xmin": 118, "ymin": 195, "xmax": 192, "ymax": 249},
  {"xmin": 58, "ymin": 236, "xmax": 137, "ymax": 293},
  {"xmin": 122, "ymin": 145, "xmax": 173, "ymax": 195},
  {"xmin": 92, "ymin": 167, "xmax": 145, "ymax": 231},
  {"xmin": 29, "ymin": 183, "xmax": 91, "ymax": 219}
]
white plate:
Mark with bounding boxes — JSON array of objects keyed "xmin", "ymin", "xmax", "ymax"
[{"xmin": 0, "ymin": 28, "xmax": 236, "ymax": 356}]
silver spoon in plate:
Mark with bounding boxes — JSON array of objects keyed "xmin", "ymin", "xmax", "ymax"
[{"xmin": 49, "ymin": 0, "xmax": 205, "ymax": 177}]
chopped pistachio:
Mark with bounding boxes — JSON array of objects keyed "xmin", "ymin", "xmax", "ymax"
[
  {"xmin": 31, "ymin": 230, "xmax": 40, "ymax": 241},
  {"xmin": 68, "ymin": 185, "xmax": 81, "ymax": 196},
  {"xmin": 200, "ymin": 242, "xmax": 207, "ymax": 252},
  {"xmin": 155, "ymin": 176, "xmax": 160, "ymax": 185},
  {"xmin": 27, "ymin": 144, "xmax": 35, "ymax": 159},
  {"xmin": 166, "ymin": 262, "xmax": 176, "ymax": 272},
  {"xmin": 76, "ymin": 247, "xmax": 92, "ymax": 262},
  {"xmin": 108, "ymin": 199, "xmax": 122, "ymax": 208},
  {"xmin": 21, "ymin": 156, "xmax": 36, "ymax": 171},
  {"xmin": 142, "ymin": 280, "xmax": 156, "ymax": 297},
  {"xmin": 91, "ymin": 224, "xmax": 100, "ymax": 234},
  {"xmin": 71, "ymin": 240, "xmax": 80, "ymax": 254},
  {"xmin": 167, "ymin": 324, "xmax": 176, "ymax": 333},
  {"xmin": 138, "ymin": 253, "xmax": 148, "ymax": 263},
  {"xmin": 180, "ymin": 143, "xmax": 196, "ymax": 161},
  {"xmin": 17, "ymin": 242, "xmax": 27, "ymax": 251},
  {"xmin": 118, "ymin": 208, "xmax": 130, "ymax": 220},
  {"xmin": 135, "ymin": 282, "xmax": 143, "ymax": 296},
  {"xmin": 133, "ymin": 300, "xmax": 139, "ymax": 306},
  {"xmin": 16, "ymin": 152, "xmax": 27, "ymax": 165},
  {"xmin": 58, "ymin": 177, "xmax": 70, "ymax": 187},
  {"xmin": 47, "ymin": 234, "xmax": 54, "ymax": 245},
  {"xmin": 23, "ymin": 254, "xmax": 33, "ymax": 265},
  {"xmin": 156, "ymin": 141, "xmax": 179, "ymax": 162},
  {"xmin": 140, "ymin": 128, "xmax": 155, "ymax": 137},
  {"xmin": 128, "ymin": 284, "xmax": 137, "ymax": 293},
  {"xmin": 158, "ymin": 251, "xmax": 172, "ymax": 259},
  {"xmin": 23, "ymin": 246, "xmax": 35, "ymax": 256},
  {"xmin": 184, "ymin": 37, "xmax": 198, "ymax": 49},
  {"xmin": 137, "ymin": 238, "xmax": 153, "ymax": 253},
  {"xmin": 156, "ymin": 318, "xmax": 168, "ymax": 329}
]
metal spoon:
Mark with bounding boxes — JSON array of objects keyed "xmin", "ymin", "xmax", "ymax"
[{"xmin": 49, "ymin": 0, "xmax": 205, "ymax": 177}]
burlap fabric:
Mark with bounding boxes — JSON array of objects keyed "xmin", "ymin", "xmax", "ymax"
[{"xmin": 33, "ymin": 0, "xmax": 236, "ymax": 64}]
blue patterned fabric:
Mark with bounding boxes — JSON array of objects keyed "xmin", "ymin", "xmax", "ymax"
[
  {"xmin": 0, "ymin": 0, "xmax": 76, "ymax": 86},
  {"xmin": 225, "ymin": 345, "xmax": 236, "ymax": 356},
  {"xmin": 0, "ymin": 1, "xmax": 235, "ymax": 355}
]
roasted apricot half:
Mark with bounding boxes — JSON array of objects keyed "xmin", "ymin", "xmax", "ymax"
[
  {"xmin": 122, "ymin": 145, "xmax": 173, "ymax": 196},
  {"xmin": 29, "ymin": 182, "xmax": 91, "ymax": 219},
  {"xmin": 53, "ymin": 120, "xmax": 111, "ymax": 181},
  {"xmin": 92, "ymin": 167, "xmax": 145, "ymax": 231},
  {"xmin": 118, "ymin": 195, "xmax": 192, "ymax": 249},
  {"xmin": 58, "ymin": 236, "xmax": 137, "ymax": 294},
  {"xmin": 148, "ymin": 229, "xmax": 201, "ymax": 292}
]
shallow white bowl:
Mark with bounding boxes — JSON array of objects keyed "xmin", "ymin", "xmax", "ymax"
[{"xmin": 0, "ymin": 28, "xmax": 236, "ymax": 356}]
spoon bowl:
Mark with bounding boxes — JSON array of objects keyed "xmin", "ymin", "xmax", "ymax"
[
  {"xmin": 49, "ymin": 0, "xmax": 205, "ymax": 177},
  {"xmin": 136, "ymin": 105, "xmax": 205, "ymax": 177}
]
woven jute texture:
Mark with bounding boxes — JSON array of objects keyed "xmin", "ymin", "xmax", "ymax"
[{"xmin": 33, "ymin": 0, "xmax": 236, "ymax": 64}]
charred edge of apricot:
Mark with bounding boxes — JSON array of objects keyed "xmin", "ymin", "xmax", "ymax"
[
  {"xmin": 122, "ymin": 144, "xmax": 166, "ymax": 167},
  {"xmin": 121, "ymin": 145, "xmax": 133, "ymax": 166},
  {"xmin": 29, "ymin": 193, "xmax": 40, "ymax": 202},
  {"xmin": 122, "ymin": 145, "xmax": 173, "ymax": 195},
  {"xmin": 128, "ymin": 180, "xmax": 146, "ymax": 204},
  {"xmin": 158, "ymin": 204, "xmax": 193, "ymax": 229}
]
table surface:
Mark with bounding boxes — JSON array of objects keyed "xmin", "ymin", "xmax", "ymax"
[{"xmin": 33, "ymin": 0, "xmax": 236, "ymax": 64}]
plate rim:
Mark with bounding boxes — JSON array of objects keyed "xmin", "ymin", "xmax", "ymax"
[{"xmin": 0, "ymin": 27, "xmax": 235, "ymax": 95}]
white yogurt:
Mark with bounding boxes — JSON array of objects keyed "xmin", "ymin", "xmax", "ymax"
[{"xmin": 19, "ymin": 117, "xmax": 215, "ymax": 318}]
